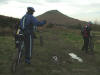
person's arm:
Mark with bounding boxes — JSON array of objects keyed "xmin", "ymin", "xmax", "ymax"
[{"xmin": 31, "ymin": 16, "xmax": 46, "ymax": 26}]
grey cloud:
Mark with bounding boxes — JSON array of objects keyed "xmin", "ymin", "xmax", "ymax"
[
  {"xmin": 0, "ymin": 0, "xmax": 7, "ymax": 2},
  {"xmin": 14, "ymin": 0, "xmax": 42, "ymax": 5},
  {"xmin": 0, "ymin": 0, "xmax": 9, "ymax": 4},
  {"xmin": 14, "ymin": 0, "xmax": 30, "ymax": 3},
  {"xmin": 46, "ymin": 0, "xmax": 71, "ymax": 3},
  {"xmin": 66, "ymin": 1, "xmax": 100, "ymax": 12},
  {"xmin": 46, "ymin": 0, "xmax": 62, "ymax": 3},
  {"xmin": 90, "ymin": 3, "xmax": 100, "ymax": 7}
]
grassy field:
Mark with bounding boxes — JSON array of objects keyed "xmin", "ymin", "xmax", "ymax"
[{"xmin": 0, "ymin": 28, "xmax": 100, "ymax": 75}]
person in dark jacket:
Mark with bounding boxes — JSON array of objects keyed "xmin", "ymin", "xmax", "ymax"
[
  {"xmin": 81, "ymin": 22, "xmax": 91, "ymax": 53},
  {"xmin": 19, "ymin": 7, "xmax": 46, "ymax": 64}
]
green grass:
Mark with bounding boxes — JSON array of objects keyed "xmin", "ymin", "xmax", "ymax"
[{"xmin": 0, "ymin": 28, "xmax": 100, "ymax": 75}]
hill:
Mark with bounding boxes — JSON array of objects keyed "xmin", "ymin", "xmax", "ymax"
[
  {"xmin": 0, "ymin": 15, "xmax": 20, "ymax": 28},
  {"xmin": 0, "ymin": 15, "xmax": 20, "ymax": 35},
  {"xmin": 37, "ymin": 10, "xmax": 87, "ymax": 28}
]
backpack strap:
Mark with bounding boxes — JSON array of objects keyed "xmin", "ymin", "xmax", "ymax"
[{"xmin": 16, "ymin": 28, "xmax": 21, "ymax": 35}]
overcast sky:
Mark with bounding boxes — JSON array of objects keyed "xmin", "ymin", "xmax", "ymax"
[{"xmin": 0, "ymin": 0, "xmax": 100, "ymax": 23}]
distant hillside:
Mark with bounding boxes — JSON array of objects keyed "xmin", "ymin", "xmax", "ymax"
[
  {"xmin": 0, "ymin": 15, "xmax": 20, "ymax": 27},
  {"xmin": 0, "ymin": 15, "xmax": 20, "ymax": 35},
  {"xmin": 37, "ymin": 10, "xmax": 87, "ymax": 28}
]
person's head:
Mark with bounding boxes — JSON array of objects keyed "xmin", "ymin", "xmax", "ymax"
[
  {"xmin": 88, "ymin": 21, "xmax": 92, "ymax": 26},
  {"xmin": 27, "ymin": 7, "xmax": 35, "ymax": 14}
]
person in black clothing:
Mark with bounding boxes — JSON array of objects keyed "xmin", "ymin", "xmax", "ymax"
[{"xmin": 81, "ymin": 22, "xmax": 92, "ymax": 53}]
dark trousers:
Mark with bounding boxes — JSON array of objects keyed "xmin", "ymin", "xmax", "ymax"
[
  {"xmin": 24, "ymin": 33, "xmax": 34, "ymax": 59},
  {"xmin": 82, "ymin": 37, "xmax": 89, "ymax": 53}
]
